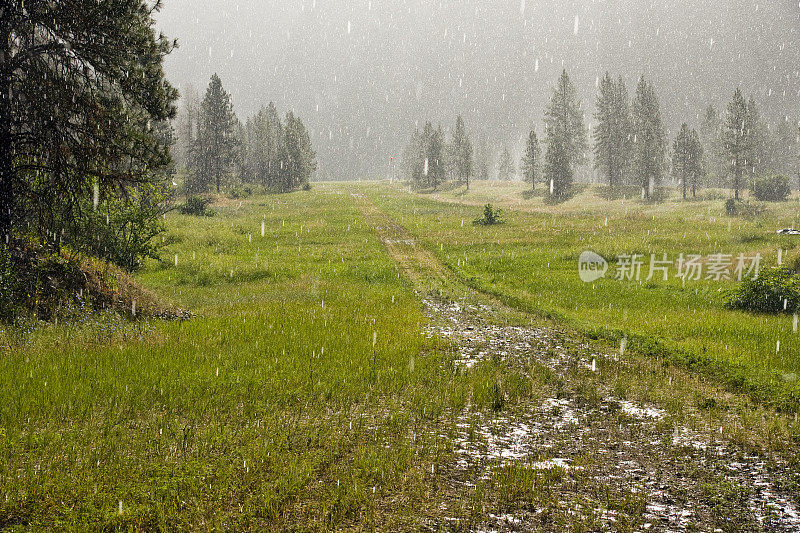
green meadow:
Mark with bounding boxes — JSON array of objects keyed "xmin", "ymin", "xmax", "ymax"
[
  {"xmin": 1, "ymin": 181, "xmax": 799, "ymax": 530},
  {"xmin": 368, "ymin": 181, "xmax": 800, "ymax": 411},
  {"xmin": 0, "ymin": 186, "xmax": 475, "ymax": 529}
]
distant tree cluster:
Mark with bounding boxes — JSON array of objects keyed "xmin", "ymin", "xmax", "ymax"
[
  {"xmin": 398, "ymin": 68, "xmax": 799, "ymax": 203},
  {"xmin": 402, "ymin": 116, "xmax": 472, "ymax": 190},
  {"xmin": 176, "ymin": 75, "xmax": 316, "ymax": 194}
]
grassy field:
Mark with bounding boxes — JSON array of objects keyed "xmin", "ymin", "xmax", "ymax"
[
  {"xmin": 369, "ymin": 180, "xmax": 800, "ymax": 411},
  {"xmin": 2, "ymin": 181, "xmax": 800, "ymax": 530},
  {"xmin": 0, "ymin": 187, "xmax": 479, "ymax": 529}
]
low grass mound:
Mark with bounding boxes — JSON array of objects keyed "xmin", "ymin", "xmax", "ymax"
[{"xmin": 0, "ymin": 239, "xmax": 189, "ymax": 322}]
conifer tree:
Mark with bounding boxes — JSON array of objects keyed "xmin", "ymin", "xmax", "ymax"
[
  {"xmin": 770, "ymin": 118, "xmax": 799, "ymax": 178},
  {"xmin": 723, "ymin": 88, "xmax": 749, "ymax": 200},
  {"xmin": 0, "ymin": 0, "xmax": 178, "ymax": 247},
  {"xmin": 699, "ymin": 105, "xmax": 725, "ymax": 187},
  {"xmin": 189, "ymin": 74, "xmax": 238, "ymax": 193},
  {"xmin": 175, "ymin": 85, "xmax": 199, "ymax": 171},
  {"xmin": 450, "ymin": 115, "xmax": 474, "ymax": 189},
  {"xmin": 672, "ymin": 123, "xmax": 704, "ymax": 199},
  {"xmin": 427, "ymin": 125, "xmax": 446, "ymax": 189},
  {"xmin": 744, "ymin": 96, "xmax": 768, "ymax": 181},
  {"xmin": 498, "ymin": 147, "xmax": 515, "ymax": 181},
  {"xmin": 544, "ymin": 69, "xmax": 587, "ymax": 197},
  {"xmin": 632, "ymin": 76, "xmax": 666, "ymax": 200},
  {"xmin": 283, "ymin": 112, "xmax": 317, "ymax": 190},
  {"xmin": 593, "ymin": 73, "xmax": 631, "ymax": 189},
  {"xmin": 522, "ymin": 129, "xmax": 541, "ymax": 190}
]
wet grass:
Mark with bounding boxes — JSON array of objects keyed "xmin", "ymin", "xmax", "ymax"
[
  {"xmin": 2, "ymin": 180, "xmax": 799, "ymax": 530},
  {"xmin": 368, "ymin": 181, "xmax": 800, "ymax": 412},
  {"xmin": 0, "ymin": 186, "xmax": 473, "ymax": 530}
]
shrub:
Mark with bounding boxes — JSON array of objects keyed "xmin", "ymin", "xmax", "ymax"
[
  {"xmin": 302, "ymin": 182, "xmax": 312, "ymax": 191},
  {"xmin": 725, "ymin": 266, "xmax": 800, "ymax": 314},
  {"xmin": 473, "ymin": 203, "xmax": 504, "ymax": 226},
  {"xmin": 725, "ymin": 198, "xmax": 736, "ymax": 216},
  {"xmin": 752, "ymin": 175, "xmax": 791, "ymax": 202},
  {"xmin": 725, "ymin": 199, "xmax": 765, "ymax": 218},
  {"xmin": 228, "ymin": 184, "xmax": 254, "ymax": 199},
  {"xmin": 179, "ymin": 196, "xmax": 215, "ymax": 217}
]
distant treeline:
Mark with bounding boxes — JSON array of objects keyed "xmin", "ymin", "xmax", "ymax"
[
  {"xmin": 403, "ymin": 70, "xmax": 800, "ymax": 201},
  {"xmin": 174, "ymin": 75, "xmax": 316, "ymax": 195}
]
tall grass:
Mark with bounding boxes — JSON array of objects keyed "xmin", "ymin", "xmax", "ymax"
[
  {"xmin": 369, "ymin": 181, "xmax": 800, "ymax": 411},
  {"xmin": 0, "ymin": 186, "xmax": 468, "ymax": 529}
]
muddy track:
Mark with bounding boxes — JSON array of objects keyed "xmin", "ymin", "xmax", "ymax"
[{"xmin": 355, "ymin": 193, "xmax": 800, "ymax": 532}]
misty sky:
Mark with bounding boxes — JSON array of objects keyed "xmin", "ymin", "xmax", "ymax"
[{"xmin": 155, "ymin": 0, "xmax": 800, "ymax": 180}]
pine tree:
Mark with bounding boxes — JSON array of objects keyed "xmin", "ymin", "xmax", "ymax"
[
  {"xmin": 613, "ymin": 76, "xmax": 634, "ymax": 183},
  {"xmin": 522, "ymin": 129, "xmax": 541, "ymax": 190},
  {"xmin": 174, "ymin": 84, "xmax": 199, "ymax": 171},
  {"xmin": 544, "ymin": 69, "xmax": 587, "ymax": 197},
  {"xmin": 0, "ymin": 0, "xmax": 178, "ymax": 244},
  {"xmin": 402, "ymin": 127, "xmax": 423, "ymax": 184},
  {"xmin": 723, "ymin": 89, "xmax": 749, "ymax": 200},
  {"xmin": 770, "ymin": 118, "xmax": 799, "ymax": 178},
  {"xmin": 699, "ymin": 105, "xmax": 725, "ymax": 188},
  {"xmin": 427, "ymin": 125, "xmax": 446, "ymax": 189},
  {"xmin": 744, "ymin": 97, "xmax": 768, "ymax": 182},
  {"xmin": 450, "ymin": 115, "xmax": 474, "ymax": 189},
  {"xmin": 265, "ymin": 103, "xmax": 285, "ymax": 189},
  {"xmin": 672, "ymin": 124, "xmax": 704, "ymax": 199},
  {"xmin": 593, "ymin": 73, "xmax": 631, "ymax": 189},
  {"xmin": 498, "ymin": 147, "xmax": 515, "ymax": 181},
  {"xmin": 189, "ymin": 74, "xmax": 238, "ymax": 194},
  {"xmin": 474, "ymin": 135, "xmax": 492, "ymax": 181},
  {"xmin": 283, "ymin": 112, "xmax": 317, "ymax": 191},
  {"xmin": 632, "ymin": 76, "xmax": 666, "ymax": 200}
]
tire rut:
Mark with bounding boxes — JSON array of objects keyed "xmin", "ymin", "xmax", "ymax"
[{"xmin": 355, "ymin": 193, "xmax": 800, "ymax": 532}]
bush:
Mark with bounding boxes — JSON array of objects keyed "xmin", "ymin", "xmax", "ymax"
[
  {"xmin": 725, "ymin": 266, "xmax": 800, "ymax": 314},
  {"xmin": 179, "ymin": 196, "xmax": 215, "ymax": 217},
  {"xmin": 228, "ymin": 184, "xmax": 255, "ymax": 199},
  {"xmin": 752, "ymin": 175, "xmax": 791, "ymax": 202},
  {"xmin": 302, "ymin": 182, "xmax": 312, "ymax": 191},
  {"xmin": 473, "ymin": 203, "xmax": 505, "ymax": 226},
  {"xmin": 725, "ymin": 199, "xmax": 765, "ymax": 218}
]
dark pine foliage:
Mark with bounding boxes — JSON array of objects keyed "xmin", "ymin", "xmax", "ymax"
[{"xmin": 0, "ymin": 0, "xmax": 178, "ymax": 264}]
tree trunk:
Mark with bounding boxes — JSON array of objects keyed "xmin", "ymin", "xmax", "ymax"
[{"xmin": 0, "ymin": 25, "xmax": 12, "ymax": 240}]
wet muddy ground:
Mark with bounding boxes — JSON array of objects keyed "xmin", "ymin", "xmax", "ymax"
[{"xmin": 421, "ymin": 296, "xmax": 800, "ymax": 532}]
